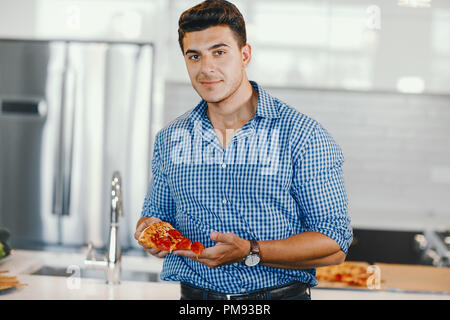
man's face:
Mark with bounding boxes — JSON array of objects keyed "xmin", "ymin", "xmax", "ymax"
[{"xmin": 182, "ymin": 25, "xmax": 250, "ymax": 104}]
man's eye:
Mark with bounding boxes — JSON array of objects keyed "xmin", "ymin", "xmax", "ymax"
[
  {"xmin": 215, "ymin": 50, "xmax": 225, "ymax": 56},
  {"xmin": 189, "ymin": 55, "xmax": 199, "ymax": 60}
]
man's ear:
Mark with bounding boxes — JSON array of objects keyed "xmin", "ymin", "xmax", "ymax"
[{"xmin": 241, "ymin": 43, "xmax": 252, "ymax": 68}]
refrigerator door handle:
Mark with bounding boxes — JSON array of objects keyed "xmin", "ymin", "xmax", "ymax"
[
  {"xmin": 52, "ymin": 46, "xmax": 68, "ymax": 217},
  {"xmin": 53, "ymin": 43, "xmax": 75, "ymax": 217},
  {"xmin": 61, "ymin": 67, "xmax": 76, "ymax": 216}
]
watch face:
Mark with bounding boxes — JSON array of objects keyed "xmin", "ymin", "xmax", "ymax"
[{"xmin": 245, "ymin": 254, "xmax": 260, "ymax": 267}]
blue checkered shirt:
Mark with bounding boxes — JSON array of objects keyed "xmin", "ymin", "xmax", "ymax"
[{"xmin": 141, "ymin": 81, "xmax": 353, "ymax": 294}]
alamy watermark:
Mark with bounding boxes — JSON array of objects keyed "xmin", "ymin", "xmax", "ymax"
[
  {"xmin": 366, "ymin": 265, "xmax": 382, "ymax": 290},
  {"xmin": 169, "ymin": 121, "xmax": 280, "ymax": 175},
  {"xmin": 366, "ymin": 5, "xmax": 381, "ymax": 30},
  {"xmin": 66, "ymin": 264, "xmax": 81, "ymax": 290}
]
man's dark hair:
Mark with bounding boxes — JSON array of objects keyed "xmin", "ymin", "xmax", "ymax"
[{"xmin": 178, "ymin": 0, "xmax": 247, "ymax": 53}]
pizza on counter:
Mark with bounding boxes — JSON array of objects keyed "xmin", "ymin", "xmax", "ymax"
[
  {"xmin": 138, "ymin": 221, "xmax": 204, "ymax": 255},
  {"xmin": 316, "ymin": 262, "xmax": 372, "ymax": 287},
  {"xmin": 0, "ymin": 270, "xmax": 27, "ymax": 291}
]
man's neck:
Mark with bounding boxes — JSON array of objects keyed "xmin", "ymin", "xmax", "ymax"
[
  {"xmin": 206, "ymin": 79, "xmax": 258, "ymax": 150},
  {"xmin": 206, "ymin": 80, "xmax": 258, "ymax": 130}
]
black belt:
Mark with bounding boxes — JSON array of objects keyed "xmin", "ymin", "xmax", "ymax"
[{"xmin": 180, "ymin": 281, "xmax": 309, "ymax": 300}]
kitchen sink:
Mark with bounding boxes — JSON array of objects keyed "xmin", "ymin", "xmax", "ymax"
[{"xmin": 31, "ymin": 265, "xmax": 160, "ymax": 283}]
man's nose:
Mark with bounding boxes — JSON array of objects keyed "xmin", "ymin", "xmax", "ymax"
[{"xmin": 200, "ymin": 54, "xmax": 215, "ymax": 73}]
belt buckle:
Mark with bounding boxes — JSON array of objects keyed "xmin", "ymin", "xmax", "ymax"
[{"xmin": 225, "ymin": 293, "xmax": 242, "ymax": 300}]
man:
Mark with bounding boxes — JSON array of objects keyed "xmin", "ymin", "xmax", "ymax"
[{"xmin": 134, "ymin": 0, "xmax": 352, "ymax": 300}]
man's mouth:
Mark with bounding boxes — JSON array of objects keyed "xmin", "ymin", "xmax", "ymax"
[{"xmin": 200, "ymin": 80, "xmax": 222, "ymax": 86}]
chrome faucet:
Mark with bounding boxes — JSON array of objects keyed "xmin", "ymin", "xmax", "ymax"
[{"xmin": 85, "ymin": 171, "xmax": 123, "ymax": 284}]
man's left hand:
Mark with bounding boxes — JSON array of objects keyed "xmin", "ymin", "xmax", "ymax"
[{"xmin": 173, "ymin": 231, "xmax": 250, "ymax": 268}]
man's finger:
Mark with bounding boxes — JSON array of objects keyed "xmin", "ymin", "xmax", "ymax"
[
  {"xmin": 134, "ymin": 217, "xmax": 162, "ymax": 240},
  {"xmin": 144, "ymin": 247, "xmax": 168, "ymax": 258},
  {"xmin": 173, "ymin": 245, "xmax": 216, "ymax": 260},
  {"xmin": 155, "ymin": 250, "xmax": 168, "ymax": 258},
  {"xmin": 210, "ymin": 231, "xmax": 233, "ymax": 243},
  {"xmin": 134, "ymin": 230, "xmax": 143, "ymax": 240},
  {"xmin": 134, "ymin": 223, "xmax": 146, "ymax": 240},
  {"xmin": 173, "ymin": 249, "xmax": 198, "ymax": 259},
  {"xmin": 173, "ymin": 248, "xmax": 212, "ymax": 261}
]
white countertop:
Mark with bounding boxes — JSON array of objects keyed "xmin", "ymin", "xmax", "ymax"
[
  {"xmin": 1, "ymin": 274, "xmax": 180, "ymax": 300},
  {"xmin": 1, "ymin": 249, "xmax": 449, "ymax": 300}
]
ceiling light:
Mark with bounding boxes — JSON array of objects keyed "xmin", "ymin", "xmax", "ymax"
[{"xmin": 398, "ymin": 0, "xmax": 432, "ymax": 8}]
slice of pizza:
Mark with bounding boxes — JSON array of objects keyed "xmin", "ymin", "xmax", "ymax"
[
  {"xmin": 138, "ymin": 221, "xmax": 204, "ymax": 255},
  {"xmin": 316, "ymin": 262, "xmax": 372, "ymax": 288}
]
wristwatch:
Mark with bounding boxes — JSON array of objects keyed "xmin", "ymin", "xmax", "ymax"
[{"xmin": 244, "ymin": 240, "xmax": 261, "ymax": 267}]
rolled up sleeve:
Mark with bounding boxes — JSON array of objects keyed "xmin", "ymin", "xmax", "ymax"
[
  {"xmin": 140, "ymin": 132, "xmax": 176, "ymax": 226},
  {"xmin": 291, "ymin": 123, "xmax": 353, "ymax": 254}
]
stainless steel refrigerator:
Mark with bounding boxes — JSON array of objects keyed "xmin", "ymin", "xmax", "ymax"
[{"xmin": 0, "ymin": 39, "xmax": 154, "ymax": 250}]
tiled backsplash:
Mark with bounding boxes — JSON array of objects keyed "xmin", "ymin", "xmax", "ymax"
[{"xmin": 162, "ymin": 81, "xmax": 450, "ymax": 231}]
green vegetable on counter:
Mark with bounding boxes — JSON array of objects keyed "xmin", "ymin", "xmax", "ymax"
[
  {"xmin": 0, "ymin": 228, "xmax": 12, "ymax": 259},
  {"xmin": 0, "ymin": 242, "xmax": 5, "ymax": 259}
]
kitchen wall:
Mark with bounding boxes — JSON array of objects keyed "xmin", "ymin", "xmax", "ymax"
[
  {"xmin": 162, "ymin": 0, "xmax": 450, "ymax": 231},
  {"xmin": 1, "ymin": 0, "xmax": 449, "ymax": 95},
  {"xmin": 163, "ymin": 82, "xmax": 450, "ymax": 231},
  {"xmin": 0, "ymin": 0, "xmax": 449, "ymax": 233},
  {"xmin": 165, "ymin": 0, "xmax": 450, "ymax": 95}
]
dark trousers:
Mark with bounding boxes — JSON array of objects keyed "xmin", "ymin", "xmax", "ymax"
[{"xmin": 180, "ymin": 281, "xmax": 312, "ymax": 300}]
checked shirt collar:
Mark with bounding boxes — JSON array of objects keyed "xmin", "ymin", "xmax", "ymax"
[{"xmin": 188, "ymin": 80, "xmax": 281, "ymax": 152}]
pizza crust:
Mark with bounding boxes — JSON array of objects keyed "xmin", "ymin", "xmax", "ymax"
[{"xmin": 138, "ymin": 222, "xmax": 177, "ymax": 251}]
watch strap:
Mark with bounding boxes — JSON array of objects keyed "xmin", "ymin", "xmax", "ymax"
[{"xmin": 249, "ymin": 240, "xmax": 260, "ymax": 255}]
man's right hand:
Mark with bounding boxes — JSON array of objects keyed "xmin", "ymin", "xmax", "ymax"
[{"xmin": 134, "ymin": 216, "xmax": 168, "ymax": 258}]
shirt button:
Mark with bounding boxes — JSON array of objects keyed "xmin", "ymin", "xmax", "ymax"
[
  {"xmin": 221, "ymin": 163, "xmax": 226, "ymax": 168},
  {"xmin": 233, "ymin": 263, "xmax": 238, "ymax": 267},
  {"xmin": 222, "ymin": 199, "xmax": 227, "ymax": 204},
  {"xmin": 241, "ymin": 288, "xmax": 246, "ymax": 293}
]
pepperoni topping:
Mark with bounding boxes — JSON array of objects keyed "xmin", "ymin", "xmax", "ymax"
[
  {"xmin": 156, "ymin": 236, "xmax": 172, "ymax": 251},
  {"xmin": 175, "ymin": 237, "xmax": 191, "ymax": 250},
  {"xmin": 168, "ymin": 229, "xmax": 183, "ymax": 240},
  {"xmin": 190, "ymin": 242, "xmax": 204, "ymax": 255}
]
